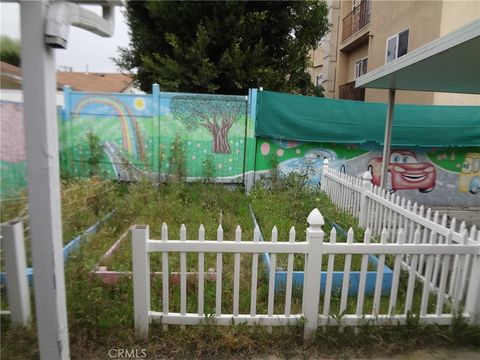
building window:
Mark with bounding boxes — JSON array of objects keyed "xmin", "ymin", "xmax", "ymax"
[
  {"xmin": 386, "ymin": 29, "xmax": 409, "ymax": 63},
  {"xmin": 355, "ymin": 58, "xmax": 368, "ymax": 79},
  {"xmin": 316, "ymin": 74, "xmax": 324, "ymax": 86}
]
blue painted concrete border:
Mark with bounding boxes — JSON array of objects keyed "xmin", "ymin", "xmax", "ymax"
[
  {"xmin": 248, "ymin": 206, "xmax": 393, "ymax": 295},
  {"xmin": 1, "ymin": 210, "xmax": 114, "ymax": 284}
]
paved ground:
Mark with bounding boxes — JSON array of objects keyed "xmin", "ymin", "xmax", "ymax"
[{"xmin": 253, "ymin": 348, "xmax": 480, "ymax": 359}]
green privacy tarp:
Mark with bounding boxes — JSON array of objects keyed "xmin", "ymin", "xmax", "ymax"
[{"xmin": 255, "ymin": 91, "xmax": 480, "ymax": 147}]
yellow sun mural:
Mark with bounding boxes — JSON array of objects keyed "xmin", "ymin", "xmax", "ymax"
[{"xmin": 134, "ymin": 97, "xmax": 145, "ymax": 110}]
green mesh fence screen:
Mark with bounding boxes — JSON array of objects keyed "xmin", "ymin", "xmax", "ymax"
[{"xmin": 255, "ymin": 91, "xmax": 480, "ymax": 147}]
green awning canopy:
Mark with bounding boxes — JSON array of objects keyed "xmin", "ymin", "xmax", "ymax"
[{"xmin": 255, "ymin": 90, "xmax": 480, "ymax": 147}]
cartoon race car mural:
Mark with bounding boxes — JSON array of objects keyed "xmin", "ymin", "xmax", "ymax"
[
  {"xmin": 458, "ymin": 153, "xmax": 480, "ymax": 194},
  {"xmin": 368, "ymin": 150, "xmax": 436, "ymax": 193}
]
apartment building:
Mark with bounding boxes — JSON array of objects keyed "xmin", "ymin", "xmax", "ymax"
[{"xmin": 312, "ymin": 0, "xmax": 480, "ymax": 105}]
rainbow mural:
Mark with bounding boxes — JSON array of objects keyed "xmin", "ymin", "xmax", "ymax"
[{"xmin": 72, "ymin": 95, "xmax": 146, "ymax": 161}]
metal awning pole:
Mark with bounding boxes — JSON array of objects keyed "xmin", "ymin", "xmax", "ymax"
[
  {"xmin": 380, "ymin": 89, "xmax": 396, "ymax": 189},
  {"xmin": 20, "ymin": 1, "xmax": 70, "ymax": 359}
]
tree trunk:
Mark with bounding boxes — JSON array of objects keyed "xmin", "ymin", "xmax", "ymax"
[{"xmin": 211, "ymin": 127, "xmax": 231, "ymax": 153}]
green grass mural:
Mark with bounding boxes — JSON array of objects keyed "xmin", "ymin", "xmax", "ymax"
[
  {"xmin": 426, "ymin": 146, "xmax": 479, "ymax": 172},
  {"xmin": 254, "ymin": 138, "xmax": 369, "ymax": 171}
]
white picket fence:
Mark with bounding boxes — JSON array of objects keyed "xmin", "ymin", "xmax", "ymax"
[
  {"xmin": 132, "ymin": 208, "xmax": 480, "ymax": 339},
  {"xmin": 321, "ymin": 162, "xmax": 480, "ymax": 308},
  {"xmin": 0, "ymin": 221, "xmax": 31, "ymax": 327}
]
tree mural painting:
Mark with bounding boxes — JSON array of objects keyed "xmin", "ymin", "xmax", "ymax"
[{"xmin": 170, "ymin": 96, "xmax": 245, "ymax": 154}]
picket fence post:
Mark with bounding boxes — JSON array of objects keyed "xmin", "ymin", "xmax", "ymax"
[
  {"xmin": 2, "ymin": 221, "xmax": 31, "ymax": 327},
  {"xmin": 320, "ymin": 158, "xmax": 329, "ymax": 189},
  {"xmin": 303, "ymin": 208, "xmax": 324, "ymax": 340},
  {"xmin": 358, "ymin": 171, "xmax": 373, "ymax": 228},
  {"xmin": 132, "ymin": 225, "xmax": 150, "ymax": 339},
  {"xmin": 465, "ymin": 234, "xmax": 480, "ymax": 325}
]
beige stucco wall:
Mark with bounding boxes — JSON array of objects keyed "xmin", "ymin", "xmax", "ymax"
[
  {"xmin": 432, "ymin": 1, "xmax": 480, "ymax": 105},
  {"xmin": 322, "ymin": 0, "xmax": 341, "ymax": 96},
  {"xmin": 439, "ymin": 0, "xmax": 480, "ymax": 36},
  {"xmin": 311, "ymin": 0, "xmax": 480, "ymax": 104},
  {"xmin": 363, "ymin": 0, "xmax": 442, "ymax": 104},
  {"xmin": 433, "ymin": 93, "xmax": 480, "ymax": 106},
  {"xmin": 308, "ymin": 47, "xmax": 324, "ymax": 85}
]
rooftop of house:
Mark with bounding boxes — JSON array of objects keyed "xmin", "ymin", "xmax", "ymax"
[
  {"xmin": 56, "ymin": 71, "xmax": 134, "ymax": 93},
  {"xmin": 1, "ymin": 61, "xmax": 22, "ymax": 78},
  {"xmin": 1, "ymin": 61, "xmax": 135, "ymax": 92}
]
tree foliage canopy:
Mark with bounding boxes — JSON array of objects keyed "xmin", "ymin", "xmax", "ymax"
[
  {"xmin": 0, "ymin": 36, "xmax": 21, "ymax": 67},
  {"xmin": 116, "ymin": 1, "xmax": 329, "ymax": 95}
]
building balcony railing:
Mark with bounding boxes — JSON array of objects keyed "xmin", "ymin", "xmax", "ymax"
[
  {"xmin": 339, "ymin": 81, "xmax": 365, "ymax": 101},
  {"xmin": 342, "ymin": 0, "xmax": 371, "ymax": 41}
]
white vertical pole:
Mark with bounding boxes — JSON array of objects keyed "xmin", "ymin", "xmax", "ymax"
[
  {"xmin": 20, "ymin": 1, "xmax": 69, "ymax": 358},
  {"xmin": 2, "ymin": 221, "xmax": 31, "ymax": 327},
  {"xmin": 380, "ymin": 89, "xmax": 396, "ymax": 189},
  {"xmin": 303, "ymin": 208, "xmax": 324, "ymax": 340},
  {"xmin": 359, "ymin": 171, "xmax": 372, "ymax": 228},
  {"xmin": 132, "ymin": 225, "xmax": 150, "ymax": 338}
]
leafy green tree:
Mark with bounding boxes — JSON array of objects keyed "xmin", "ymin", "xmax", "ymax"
[
  {"xmin": 0, "ymin": 36, "xmax": 21, "ymax": 67},
  {"xmin": 116, "ymin": 1, "xmax": 329, "ymax": 95},
  {"xmin": 170, "ymin": 96, "xmax": 244, "ymax": 153}
]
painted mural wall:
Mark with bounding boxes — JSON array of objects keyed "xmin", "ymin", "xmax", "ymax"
[
  {"xmin": 0, "ymin": 89, "xmax": 256, "ymax": 199},
  {"xmin": 61, "ymin": 86, "xmax": 255, "ymax": 183},
  {"xmin": 1, "ymin": 89, "xmax": 478, "ymax": 209},
  {"xmin": 254, "ymin": 137, "xmax": 480, "ymax": 207}
]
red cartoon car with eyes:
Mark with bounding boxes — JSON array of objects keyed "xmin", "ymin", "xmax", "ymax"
[{"xmin": 368, "ymin": 150, "xmax": 436, "ymax": 193}]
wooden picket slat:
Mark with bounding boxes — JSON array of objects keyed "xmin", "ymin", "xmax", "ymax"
[
  {"xmin": 448, "ymin": 218, "xmax": 458, "ymax": 297},
  {"xmin": 453, "ymin": 230, "xmax": 470, "ymax": 311},
  {"xmin": 356, "ymin": 228, "xmax": 371, "ymax": 317},
  {"xmin": 285, "ymin": 226, "xmax": 296, "ymax": 317},
  {"xmin": 180, "ymin": 225, "xmax": 187, "ymax": 329},
  {"xmin": 340, "ymin": 228, "xmax": 356, "ymax": 315},
  {"xmin": 436, "ymin": 231, "xmax": 452, "ymax": 315},
  {"xmin": 323, "ymin": 228, "xmax": 336, "ymax": 318},
  {"xmin": 233, "ymin": 225, "xmax": 241, "ymax": 317},
  {"xmin": 420, "ymin": 230, "xmax": 436, "ymax": 316},
  {"xmin": 405, "ymin": 228, "xmax": 421, "ymax": 314},
  {"xmin": 389, "ymin": 229, "xmax": 405, "ymax": 315},
  {"xmin": 161, "ymin": 222, "xmax": 169, "ymax": 327},
  {"xmin": 417, "ymin": 206, "xmax": 429, "ymax": 275},
  {"xmin": 372, "ymin": 229, "xmax": 388, "ymax": 315},
  {"xmin": 268, "ymin": 227, "xmax": 278, "ymax": 325},
  {"xmin": 216, "ymin": 225, "xmax": 223, "ymax": 316},
  {"xmin": 431, "ymin": 213, "xmax": 447, "ymax": 286},
  {"xmin": 198, "ymin": 225, "xmax": 205, "ymax": 316},
  {"xmin": 250, "ymin": 226, "xmax": 260, "ymax": 317}
]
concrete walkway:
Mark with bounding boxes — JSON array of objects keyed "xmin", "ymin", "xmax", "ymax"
[{"xmin": 253, "ymin": 348, "xmax": 480, "ymax": 359}]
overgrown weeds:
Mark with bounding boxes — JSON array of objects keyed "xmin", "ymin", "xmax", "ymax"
[{"xmin": 2, "ymin": 177, "xmax": 480, "ymax": 359}]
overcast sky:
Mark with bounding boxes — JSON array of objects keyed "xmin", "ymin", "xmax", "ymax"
[{"xmin": 0, "ymin": 3, "xmax": 130, "ymax": 73}]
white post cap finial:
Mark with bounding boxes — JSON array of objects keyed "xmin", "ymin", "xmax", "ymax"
[
  {"xmin": 362, "ymin": 171, "xmax": 373, "ymax": 181},
  {"xmin": 307, "ymin": 208, "xmax": 324, "ymax": 228},
  {"xmin": 323, "ymin": 158, "xmax": 329, "ymax": 165}
]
